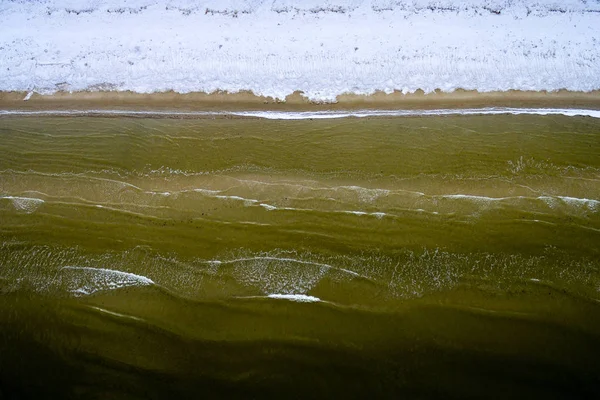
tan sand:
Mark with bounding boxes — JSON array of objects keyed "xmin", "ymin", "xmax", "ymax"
[{"xmin": 1, "ymin": 89, "xmax": 599, "ymax": 113}]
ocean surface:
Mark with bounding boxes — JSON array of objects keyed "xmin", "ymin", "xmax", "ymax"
[{"xmin": 1, "ymin": 113, "xmax": 600, "ymax": 398}]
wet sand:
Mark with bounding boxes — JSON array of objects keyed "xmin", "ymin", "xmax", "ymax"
[{"xmin": 1, "ymin": 89, "xmax": 600, "ymax": 113}]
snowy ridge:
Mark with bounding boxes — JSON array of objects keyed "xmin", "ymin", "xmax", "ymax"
[{"xmin": 1, "ymin": 1, "xmax": 599, "ymax": 101}]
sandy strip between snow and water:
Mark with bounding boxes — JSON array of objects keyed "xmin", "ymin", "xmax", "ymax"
[{"xmin": 0, "ymin": 90, "xmax": 599, "ymax": 118}]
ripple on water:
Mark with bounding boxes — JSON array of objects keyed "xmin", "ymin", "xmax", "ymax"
[{"xmin": 1, "ymin": 244, "xmax": 599, "ymax": 305}]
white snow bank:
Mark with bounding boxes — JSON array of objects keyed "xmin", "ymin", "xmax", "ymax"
[{"xmin": 1, "ymin": 1, "xmax": 599, "ymax": 101}]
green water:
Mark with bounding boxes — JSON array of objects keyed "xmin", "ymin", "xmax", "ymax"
[{"xmin": 1, "ymin": 114, "xmax": 599, "ymax": 398}]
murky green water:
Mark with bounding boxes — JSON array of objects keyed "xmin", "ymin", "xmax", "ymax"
[{"xmin": 1, "ymin": 114, "xmax": 600, "ymax": 398}]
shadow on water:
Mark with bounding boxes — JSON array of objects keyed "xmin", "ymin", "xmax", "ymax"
[{"xmin": 1, "ymin": 287, "xmax": 600, "ymax": 399}]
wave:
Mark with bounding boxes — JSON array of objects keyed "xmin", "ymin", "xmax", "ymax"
[
  {"xmin": 58, "ymin": 266, "xmax": 154, "ymax": 296},
  {"xmin": 206, "ymin": 256, "xmax": 371, "ymax": 281},
  {"xmin": 2, "ymin": 243, "xmax": 599, "ymax": 305},
  {"xmin": 342, "ymin": 210, "xmax": 387, "ymax": 218},
  {"xmin": 86, "ymin": 305, "xmax": 147, "ymax": 322},
  {"xmin": 0, "ymin": 196, "xmax": 45, "ymax": 213},
  {"xmin": 236, "ymin": 294, "xmax": 323, "ymax": 303},
  {"xmin": 215, "ymin": 193, "xmax": 599, "ymax": 216},
  {"xmin": 437, "ymin": 194, "xmax": 599, "ymax": 210},
  {"xmin": 267, "ymin": 293, "xmax": 321, "ymax": 302},
  {"xmin": 3, "ymin": 189, "xmax": 597, "ymax": 225},
  {"xmin": 555, "ymin": 196, "xmax": 600, "ymax": 211}
]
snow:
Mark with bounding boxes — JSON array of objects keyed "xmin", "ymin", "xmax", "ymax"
[{"xmin": 1, "ymin": 1, "xmax": 599, "ymax": 102}]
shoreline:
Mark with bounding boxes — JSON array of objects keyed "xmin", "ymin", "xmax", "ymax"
[
  {"xmin": 1, "ymin": 90, "xmax": 600, "ymax": 113},
  {"xmin": 2, "ymin": 108, "xmax": 600, "ymax": 120}
]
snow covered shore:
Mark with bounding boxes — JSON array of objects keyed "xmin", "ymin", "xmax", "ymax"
[{"xmin": 1, "ymin": 1, "xmax": 599, "ymax": 102}]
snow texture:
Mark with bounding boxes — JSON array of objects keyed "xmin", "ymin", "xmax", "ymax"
[{"xmin": 1, "ymin": 1, "xmax": 599, "ymax": 101}]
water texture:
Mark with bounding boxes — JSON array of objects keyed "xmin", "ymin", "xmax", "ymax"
[{"xmin": 0, "ymin": 113, "xmax": 599, "ymax": 398}]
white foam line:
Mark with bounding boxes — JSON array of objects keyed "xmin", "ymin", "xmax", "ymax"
[
  {"xmin": 1, "ymin": 108, "xmax": 599, "ymax": 119},
  {"xmin": 438, "ymin": 194, "xmax": 519, "ymax": 201},
  {"xmin": 253, "ymin": 203, "xmax": 310, "ymax": 212},
  {"xmin": 557, "ymin": 196, "xmax": 600, "ymax": 207},
  {"xmin": 519, "ymin": 219, "xmax": 557, "ymax": 226},
  {"xmin": 438, "ymin": 194, "xmax": 599, "ymax": 205},
  {"xmin": 207, "ymin": 256, "xmax": 371, "ymax": 280},
  {"xmin": 252, "ymin": 202, "xmax": 391, "ymax": 217},
  {"xmin": 267, "ymin": 294, "xmax": 321, "ymax": 303},
  {"xmin": 86, "ymin": 305, "xmax": 146, "ymax": 322},
  {"xmin": 339, "ymin": 185, "xmax": 390, "ymax": 193},
  {"xmin": 0, "ymin": 195, "xmax": 45, "ymax": 203},
  {"xmin": 199, "ymin": 178, "xmax": 424, "ymax": 198},
  {"xmin": 344, "ymin": 210, "xmax": 368, "ymax": 216},
  {"xmin": 61, "ymin": 266, "xmax": 155, "ymax": 285},
  {"xmin": 235, "ymin": 294, "xmax": 325, "ymax": 303},
  {"xmin": 193, "ymin": 188, "xmax": 222, "ymax": 195},
  {"xmin": 232, "ymin": 108, "xmax": 600, "ymax": 119},
  {"xmin": 195, "ymin": 190, "xmax": 261, "ymax": 205},
  {"xmin": 259, "ymin": 203, "xmax": 278, "ymax": 210},
  {"xmin": 342, "ymin": 210, "xmax": 388, "ymax": 218},
  {"xmin": 216, "ymin": 195, "xmax": 256, "ymax": 202}
]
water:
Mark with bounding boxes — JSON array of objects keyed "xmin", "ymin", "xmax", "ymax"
[{"xmin": 1, "ymin": 113, "xmax": 599, "ymax": 398}]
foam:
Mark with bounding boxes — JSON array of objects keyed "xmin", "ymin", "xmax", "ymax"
[
  {"xmin": 343, "ymin": 210, "xmax": 388, "ymax": 218},
  {"xmin": 344, "ymin": 210, "xmax": 368, "ymax": 216},
  {"xmin": 1, "ymin": 108, "xmax": 599, "ymax": 119},
  {"xmin": 193, "ymin": 189, "xmax": 262, "ymax": 206},
  {"xmin": 230, "ymin": 109, "xmax": 600, "ymax": 119},
  {"xmin": 1, "ymin": 196, "xmax": 45, "ymax": 213},
  {"xmin": 267, "ymin": 293, "xmax": 321, "ymax": 302},
  {"xmin": 539, "ymin": 196, "xmax": 600, "ymax": 211},
  {"xmin": 216, "ymin": 195, "xmax": 259, "ymax": 206},
  {"xmin": 439, "ymin": 194, "xmax": 599, "ymax": 210},
  {"xmin": 59, "ymin": 266, "xmax": 154, "ymax": 295},
  {"xmin": 556, "ymin": 196, "xmax": 600, "ymax": 211},
  {"xmin": 438, "ymin": 194, "xmax": 512, "ymax": 202},
  {"xmin": 207, "ymin": 255, "xmax": 369, "ymax": 280}
]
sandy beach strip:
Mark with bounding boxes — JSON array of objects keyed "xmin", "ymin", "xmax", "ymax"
[{"xmin": 1, "ymin": 90, "xmax": 600, "ymax": 117}]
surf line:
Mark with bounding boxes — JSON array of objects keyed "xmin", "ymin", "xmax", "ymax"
[{"xmin": 1, "ymin": 108, "xmax": 599, "ymax": 119}]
